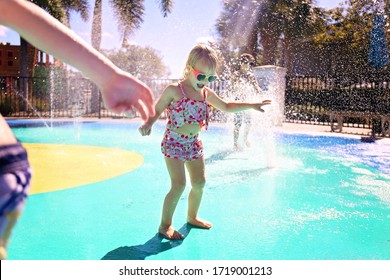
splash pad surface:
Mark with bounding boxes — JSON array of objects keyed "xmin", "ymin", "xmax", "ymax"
[
  {"xmin": 7, "ymin": 120, "xmax": 390, "ymax": 260},
  {"xmin": 24, "ymin": 143, "xmax": 143, "ymax": 194}
]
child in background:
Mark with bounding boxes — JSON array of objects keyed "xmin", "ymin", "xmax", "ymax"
[
  {"xmin": 139, "ymin": 44, "xmax": 271, "ymax": 240},
  {"xmin": 230, "ymin": 53, "xmax": 264, "ymax": 151},
  {"xmin": 0, "ymin": 0, "xmax": 155, "ymax": 259}
]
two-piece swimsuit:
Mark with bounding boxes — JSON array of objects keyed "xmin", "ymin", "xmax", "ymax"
[
  {"xmin": 161, "ymin": 82, "xmax": 210, "ymax": 161},
  {"xmin": 0, "ymin": 142, "xmax": 31, "ymax": 237}
]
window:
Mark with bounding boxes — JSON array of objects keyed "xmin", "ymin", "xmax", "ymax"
[
  {"xmin": 7, "ymin": 50, "xmax": 13, "ymax": 58},
  {"xmin": 8, "ymin": 60, "xmax": 13, "ymax": 66}
]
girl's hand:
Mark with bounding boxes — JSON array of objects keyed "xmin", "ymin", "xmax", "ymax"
[
  {"xmin": 257, "ymin": 99, "xmax": 272, "ymax": 112},
  {"xmin": 138, "ymin": 123, "xmax": 152, "ymax": 136}
]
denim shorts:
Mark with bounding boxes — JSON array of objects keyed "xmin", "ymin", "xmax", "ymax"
[{"xmin": 0, "ymin": 143, "xmax": 31, "ymax": 237}]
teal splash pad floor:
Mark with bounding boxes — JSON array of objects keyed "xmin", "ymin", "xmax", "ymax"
[{"xmin": 7, "ymin": 120, "xmax": 390, "ymax": 260}]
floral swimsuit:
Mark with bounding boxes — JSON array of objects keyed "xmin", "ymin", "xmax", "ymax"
[{"xmin": 161, "ymin": 82, "xmax": 210, "ymax": 161}]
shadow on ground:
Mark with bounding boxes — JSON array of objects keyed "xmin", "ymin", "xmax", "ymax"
[
  {"xmin": 101, "ymin": 224, "xmax": 194, "ymax": 260},
  {"xmin": 205, "ymin": 149, "xmax": 236, "ymax": 164}
]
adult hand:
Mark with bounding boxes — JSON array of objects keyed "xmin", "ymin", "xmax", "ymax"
[{"xmin": 100, "ymin": 70, "xmax": 155, "ymax": 121}]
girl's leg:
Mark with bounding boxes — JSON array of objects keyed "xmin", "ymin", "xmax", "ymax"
[
  {"xmin": 243, "ymin": 122, "xmax": 251, "ymax": 147},
  {"xmin": 185, "ymin": 156, "xmax": 212, "ymax": 229},
  {"xmin": 233, "ymin": 114, "xmax": 243, "ymax": 151},
  {"xmin": 233, "ymin": 125, "xmax": 240, "ymax": 150},
  {"xmin": 159, "ymin": 157, "xmax": 186, "ymax": 239}
]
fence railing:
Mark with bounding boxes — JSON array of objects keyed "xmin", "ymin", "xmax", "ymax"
[
  {"xmin": 1, "ymin": 75, "xmax": 389, "ymax": 135},
  {"xmin": 0, "ymin": 76, "xmax": 226, "ymax": 119},
  {"xmin": 1, "ymin": 76, "xmax": 98, "ymax": 118},
  {"xmin": 285, "ymin": 74, "xmax": 390, "ymax": 132}
]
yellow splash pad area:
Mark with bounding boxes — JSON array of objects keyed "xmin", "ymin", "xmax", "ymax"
[{"xmin": 24, "ymin": 143, "xmax": 143, "ymax": 194}]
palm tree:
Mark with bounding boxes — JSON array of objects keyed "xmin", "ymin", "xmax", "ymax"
[
  {"xmin": 91, "ymin": 0, "xmax": 174, "ymax": 51},
  {"xmin": 256, "ymin": 0, "xmax": 283, "ymax": 65},
  {"xmin": 89, "ymin": 0, "xmax": 174, "ymax": 112},
  {"xmin": 216, "ymin": 0, "xmax": 261, "ymax": 53},
  {"xmin": 277, "ymin": 0, "xmax": 325, "ymax": 71},
  {"xmin": 62, "ymin": 0, "xmax": 90, "ymax": 25},
  {"xmin": 216, "ymin": 0, "xmax": 324, "ymax": 68},
  {"xmin": 91, "ymin": 0, "xmax": 103, "ymax": 51}
]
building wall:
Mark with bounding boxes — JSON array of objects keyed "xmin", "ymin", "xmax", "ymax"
[{"xmin": 0, "ymin": 42, "xmax": 37, "ymax": 76}]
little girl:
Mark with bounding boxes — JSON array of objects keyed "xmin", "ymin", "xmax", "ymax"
[
  {"xmin": 139, "ymin": 44, "xmax": 271, "ymax": 240},
  {"xmin": 231, "ymin": 53, "xmax": 264, "ymax": 150}
]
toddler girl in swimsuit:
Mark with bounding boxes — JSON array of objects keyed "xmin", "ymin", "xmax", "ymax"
[{"xmin": 139, "ymin": 44, "xmax": 271, "ymax": 240}]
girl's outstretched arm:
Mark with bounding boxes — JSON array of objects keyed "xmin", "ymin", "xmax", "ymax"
[
  {"xmin": 0, "ymin": 0, "xmax": 154, "ymax": 120},
  {"xmin": 207, "ymin": 89, "xmax": 271, "ymax": 113}
]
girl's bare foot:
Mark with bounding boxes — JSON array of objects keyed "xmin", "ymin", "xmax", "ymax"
[
  {"xmin": 187, "ymin": 217, "xmax": 212, "ymax": 229},
  {"xmin": 158, "ymin": 225, "xmax": 184, "ymax": 240}
]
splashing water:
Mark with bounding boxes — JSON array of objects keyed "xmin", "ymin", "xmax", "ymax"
[
  {"xmin": 13, "ymin": 87, "xmax": 52, "ymax": 130},
  {"xmin": 218, "ymin": 62, "xmax": 280, "ymax": 168}
]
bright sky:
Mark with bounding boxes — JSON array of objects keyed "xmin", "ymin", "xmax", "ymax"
[{"xmin": 0, "ymin": 0, "xmax": 342, "ymax": 78}]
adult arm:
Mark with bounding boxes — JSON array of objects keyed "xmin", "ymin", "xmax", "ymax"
[{"xmin": 0, "ymin": 0, "xmax": 154, "ymax": 119}]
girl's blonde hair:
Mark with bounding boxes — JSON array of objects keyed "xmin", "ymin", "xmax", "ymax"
[{"xmin": 183, "ymin": 44, "xmax": 219, "ymax": 78}]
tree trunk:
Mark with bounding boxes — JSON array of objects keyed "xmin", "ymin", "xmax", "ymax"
[
  {"xmin": 90, "ymin": 0, "xmax": 103, "ymax": 114},
  {"xmin": 260, "ymin": 29, "xmax": 278, "ymax": 65},
  {"xmin": 19, "ymin": 37, "xmax": 29, "ymax": 112},
  {"xmin": 91, "ymin": 0, "xmax": 102, "ymax": 51},
  {"xmin": 246, "ymin": 26, "xmax": 259, "ymax": 57},
  {"xmin": 284, "ymin": 38, "xmax": 293, "ymax": 74}
]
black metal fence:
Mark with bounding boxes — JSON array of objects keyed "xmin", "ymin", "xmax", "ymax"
[
  {"xmin": 1, "ymin": 74, "xmax": 389, "ymax": 135},
  {"xmin": 285, "ymin": 73, "xmax": 390, "ymax": 131},
  {"xmin": 0, "ymin": 76, "xmax": 97, "ymax": 118},
  {"xmin": 0, "ymin": 76, "xmax": 226, "ymax": 119},
  {"xmin": 0, "ymin": 76, "xmax": 179, "ymax": 118}
]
